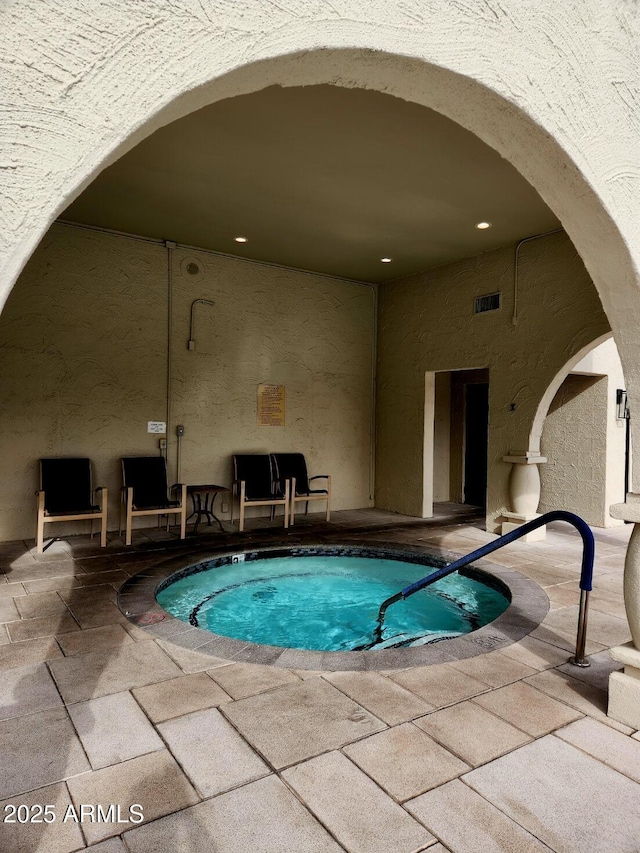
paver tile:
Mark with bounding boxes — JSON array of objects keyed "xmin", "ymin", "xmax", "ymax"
[
  {"xmin": 84, "ymin": 839, "xmax": 128, "ymax": 853},
  {"xmin": 405, "ymin": 778, "xmax": 552, "ymax": 853},
  {"xmin": 388, "ymin": 663, "xmax": 489, "ymax": 708},
  {"xmin": 449, "ymin": 650, "xmax": 537, "ymax": 687},
  {"xmin": 14, "ymin": 592, "xmax": 69, "ymax": 619},
  {"xmin": 67, "ymin": 749, "xmax": 199, "ymax": 845},
  {"xmin": 156, "ymin": 638, "xmax": 230, "ymax": 672},
  {"xmin": 499, "ymin": 635, "xmax": 571, "ymax": 670},
  {"xmin": 222, "ymin": 678, "xmax": 386, "ymax": 769},
  {"xmin": 48, "ymin": 640, "xmax": 182, "ymax": 703},
  {"xmin": 23, "ymin": 577, "xmax": 83, "ymax": 595},
  {"xmin": 282, "ymin": 750, "xmax": 433, "ymax": 853},
  {"xmin": 465, "ymin": 735, "xmax": 640, "ymax": 853},
  {"xmin": 59, "ymin": 586, "xmax": 118, "ymax": 605},
  {"xmin": 557, "ymin": 649, "xmax": 622, "ymax": 691},
  {"xmin": 8, "ymin": 613, "xmax": 79, "ymax": 641},
  {"xmin": 79, "ymin": 569, "xmax": 129, "ymax": 588},
  {"xmin": 524, "ymin": 669, "xmax": 632, "ymax": 731},
  {"xmin": 0, "ymin": 581, "xmax": 25, "ymax": 597},
  {"xmin": 0, "ymin": 636, "xmax": 62, "ymax": 670},
  {"xmin": 56, "ymin": 623, "xmax": 134, "ymax": 656},
  {"xmin": 0, "ymin": 706, "xmax": 90, "ymax": 799},
  {"xmin": 541, "ymin": 605, "xmax": 631, "ymax": 648},
  {"xmin": 0, "ymin": 597, "xmax": 19, "ymax": 623},
  {"xmin": 0, "ymin": 661, "xmax": 62, "ymax": 721},
  {"xmin": 472, "ymin": 681, "xmax": 582, "ymax": 736},
  {"xmin": 158, "ymin": 707, "xmax": 269, "ymax": 796},
  {"xmin": 63, "ymin": 598, "xmax": 126, "ymax": 629},
  {"xmin": 208, "ymin": 661, "xmax": 300, "ymax": 699},
  {"xmin": 414, "ymin": 701, "xmax": 531, "ymax": 767},
  {"xmin": 133, "ymin": 672, "xmax": 231, "ymax": 722},
  {"xmin": 324, "ymin": 671, "xmax": 432, "ymax": 725},
  {"xmin": 0, "ymin": 782, "xmax": 85, "ymax": 853},
  {"xmin": 2, "ymin": 562, "xmax": 84, "ymax": 584},
  {"xmin": 555, "ymin": 716, "xmax": 640, "ymax": 783},
  {"xmin": 124, "ymin": 774, "xmax": 343, "ymax": 853},
  {"xmin": 344, "ymin": 722, "xmax": 470, "ymax": 801},
  {"xmin": 68, "ymin": 690, "xmax": 164, "ymax": 769}
]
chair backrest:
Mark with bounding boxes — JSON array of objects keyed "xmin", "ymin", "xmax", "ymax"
[
  {"xmin": 233, "ymin": 454, "xmax": 274, "ymax": 500},
  {"xmin": 122, "ymin": 456, "xmax": 169, "ymax": 508},
  {"xmin": 271, "ymin": 453, "xmax": 310, "ymax": 494},
  {"xmin": 40, "ymin": 458, "xmax": 94, "ymax": 514}
]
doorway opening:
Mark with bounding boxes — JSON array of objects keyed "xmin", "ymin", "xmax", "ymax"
[{"xmin": 431, "ymin": 369, "xmax": 490, "ymax": 515}]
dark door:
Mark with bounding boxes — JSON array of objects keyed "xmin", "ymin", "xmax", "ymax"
[{"xmin": 464, "ymin": 383, "xmax": 489, "ymax": 508}]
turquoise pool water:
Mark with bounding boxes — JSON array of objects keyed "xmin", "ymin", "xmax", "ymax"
[{"xmin": 157, "ymin": 553, "xmax": 509, "ymax": 652}]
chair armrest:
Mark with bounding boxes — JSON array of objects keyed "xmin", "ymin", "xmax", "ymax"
[
  {"xmin": 170, "ymin": 483, "xmax": 187, "ymax": 502},
  {"xmin": 309, "ymin": 475, "xmax": 330, "ymax": 482},
  {"xmin": 94, "ymin": 486, "xmax": 108, "ymax": 507}
]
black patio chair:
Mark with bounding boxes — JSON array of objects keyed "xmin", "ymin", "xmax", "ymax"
[
  {"xmin": 36, "ymin": 458, "xmax": 108, "ymax": 553},
  {"xmin": 120, "ymin": 456, "xmax": 186, "ymax": 545},
  {"xmin": 231, "ymin": 454, "xmax": 289, "ymax": 532},
  {"xmin": 271, "ymin": 453, "xmax": 331, "ymax": 525}
]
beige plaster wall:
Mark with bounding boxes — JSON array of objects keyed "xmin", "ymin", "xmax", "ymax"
[
  {"xmin": 0, "ymin": 223, "xmax": 374, "ymax": 541},
  {"xmin": 1, "ymin": 4, "xmax": 639, "ymax": 498},
  {"xmin": 574, "ymin": 338, "xmax": 627, "ymax": 517},
  {"xmin": 540, "ymin": 338, "xmax": 627, "ymax": 526},
  {"xmin": 539, "ymin": 375, "xmax": 609, "ymax": 527},
  {"xmin": 376, "ymin": 231, "xmax": 610, "ymax": 531}
]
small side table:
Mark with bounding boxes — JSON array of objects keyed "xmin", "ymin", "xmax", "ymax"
[{"xmin": 186, "ymin": 485, "xmax": 230, "ymax": 534}]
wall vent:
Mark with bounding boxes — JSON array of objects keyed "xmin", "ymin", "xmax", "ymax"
[{"xmin": 474, "ymin": 292, "xmax": 501, "ymax": 314}]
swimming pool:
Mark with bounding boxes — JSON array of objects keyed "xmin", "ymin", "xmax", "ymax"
[{"xmin": 156, "ymin": 547, "xmax": 510, "ymax": 652}]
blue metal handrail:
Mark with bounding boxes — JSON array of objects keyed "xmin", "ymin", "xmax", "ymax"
[{"xmin": 369, "ymin": 510, "xmax": 595, "ymax": 666}]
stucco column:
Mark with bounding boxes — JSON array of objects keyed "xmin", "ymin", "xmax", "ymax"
[
  {"xmin": 607, "ymin": 495, "xmax": 640, "ymax": 728},
  {"xmin": 501, "ymin": 452, "xmax": 547, "ymax": 542}
]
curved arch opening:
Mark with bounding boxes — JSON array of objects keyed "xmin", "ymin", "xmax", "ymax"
[
  {"xmin": 536, "ymin": 334, "xmax": 629, "ymax": 527},
  {"xmin": 0, "ymin": 42, "xmax": 637, "ymax": 540}
]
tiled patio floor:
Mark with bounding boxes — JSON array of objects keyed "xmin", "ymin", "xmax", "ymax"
[{"xmin": 0, "ymin": 506, "xmax": 638, "ymax": 852}]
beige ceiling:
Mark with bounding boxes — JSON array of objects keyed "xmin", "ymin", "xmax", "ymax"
[{"xmin": 62, "ymin": 85, "xmax": 560, "ymax": 284}]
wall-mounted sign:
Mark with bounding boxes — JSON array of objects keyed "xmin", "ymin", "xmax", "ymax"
[
  {"xmin": 257, "ymin": 384, "xmax": 285, "ymax": 427},
  {"xmin": 147, "ymin": 421, "xmax": 167, "ymax": 434}
]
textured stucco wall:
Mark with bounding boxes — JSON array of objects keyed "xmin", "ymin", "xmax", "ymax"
[
  {"xmin": 539, "ymin": 375, "xmax": 609, "ymax": 527},
  {"xmin": 0, "ymin": 224, "xmax": 374, "ymax": 541},
  {"xmin": 376, "ymin": 231, "xmax": 610, "ymax": 531},
  {"xmin": 1, "ymin": 1, "xmax": 640, "ymax": 493},
  {"xmin": 539, "ymin": 338, "xmax": 627, "ymax": 526},
  {"xmin": 1, "ymin": 3, "xmax": 639, "ymax": 495}
]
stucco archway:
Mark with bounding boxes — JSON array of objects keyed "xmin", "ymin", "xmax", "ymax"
[
  {"xmin": 2, "ymin": 2, "xmax": 639, "ymax": 485},
  {"xmin": 530, "ymin": 333, "xmax": 614, "ymax": 454}
]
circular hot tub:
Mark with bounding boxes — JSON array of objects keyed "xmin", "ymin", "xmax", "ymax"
[
  {"xmin": 157, "ymin": 548, "xmax": 510, "ymax": 652},
  {"xmin": 119, "ymin": 544, "xmax": 549, "ymax": 670}
]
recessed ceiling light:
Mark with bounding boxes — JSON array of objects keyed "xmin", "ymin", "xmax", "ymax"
[
  {"xmin": 381, "ymin": 257, "xmax": 393, "ymax": 263},
  {"xmin": 475, "ymin": 222, "xmax": 492, "ymax": 230},
  {"xmin": 234, "ymin": 236, "xmax": 248, "ymax": 243}
]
